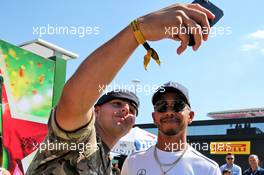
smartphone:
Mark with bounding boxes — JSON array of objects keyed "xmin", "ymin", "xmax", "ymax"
[{"xmin": 188, "ymin": 0, "xmax": 224, "ymax": 46}]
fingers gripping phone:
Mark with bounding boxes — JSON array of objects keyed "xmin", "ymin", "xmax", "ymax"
[{"xmin": 188, "ymin": 0, "xmax": 224, "ymax": 46}]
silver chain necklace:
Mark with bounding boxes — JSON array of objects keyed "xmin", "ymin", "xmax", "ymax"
[{"xmin": 153, "ymin": 145, "xmax": 188, "ymax": 175}]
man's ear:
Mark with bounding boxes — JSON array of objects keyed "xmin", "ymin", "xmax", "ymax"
[
  {"xmin": 152, "ymin": 112, "xmax": 158, "ymax": 125},
  {"xmin": 94, "ymin": 106, "xmax": 100, "ymax": 116},
  {"xmin": 188, "ymin": 111, "xmax": 195, "ymax": 124}
]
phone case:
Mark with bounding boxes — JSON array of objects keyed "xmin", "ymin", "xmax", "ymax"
[{"xmin": 188, "ymin": 0, "xmax": 224, "ymax": 46}]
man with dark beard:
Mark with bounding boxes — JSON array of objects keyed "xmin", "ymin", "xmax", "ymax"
[{"xmin": 121, "ymin": 82, "xmax": 221, "ymax": 175}]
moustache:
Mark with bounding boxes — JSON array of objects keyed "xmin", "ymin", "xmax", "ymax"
[{"xmin": 160, "ymin": 116, "xmax": 181, "ymax": 123}]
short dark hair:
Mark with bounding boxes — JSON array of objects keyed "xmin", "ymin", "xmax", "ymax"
[
  {"xmin": 222, "ymin": 169, "xmax": 231, "ymax": 174},
  {"xmin": 226, "ymin": 153, "xmax": 234, "ymax": 158}
]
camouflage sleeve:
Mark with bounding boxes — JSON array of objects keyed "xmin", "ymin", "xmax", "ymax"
[
  {"xmin": 48, "ymin": 107, "xmax": 96, "ymax": 144},
  {"xmin": 25, "ymin": 108, "xmax": 98, "ymax": 175}
]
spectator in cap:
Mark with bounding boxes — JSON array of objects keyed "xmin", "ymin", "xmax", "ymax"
[
  {"xmin": 26, "ymin": 1, "xmax": 214, "ymax": 174},
  {"xmin": 122, "ymin": 81, "xmax": 222, "ymax": 175},
  {"xmin": 243, "ymin": 154, "xmax": 264, "ymax": 175},
  {"xmin": 220, "ymin": 153, "xmax": 242, "ymax": 175}
]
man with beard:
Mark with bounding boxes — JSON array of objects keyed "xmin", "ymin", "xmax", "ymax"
[{"xmin": 121, "ymin": 82, "xmax": 221, "ymax": 175}]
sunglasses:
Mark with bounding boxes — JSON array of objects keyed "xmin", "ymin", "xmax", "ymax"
[
  {"xmin": 154, "ymin": 100, "xmax": 188, "ymax": 113},
  {"xmin": 226, "ymin": 157, "xmax": 234, "ymax": 160}
]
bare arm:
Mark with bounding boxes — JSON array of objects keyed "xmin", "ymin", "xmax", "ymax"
[
  {"xmin": 56, "ymin": 3, "xmax": 215, "ymax": 131},
  {"xmin": 56, "ymin": 26, "xmax": 138, "ymax": 131}
]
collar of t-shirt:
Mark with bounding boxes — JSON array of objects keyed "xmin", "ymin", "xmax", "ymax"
[
  {"xmin": 223, "ymin": 163, "xmax": 234, "ymax": 170},
  {"xmin": 225, "ymin": 164, "xmax": 234, "ymax": 169}
]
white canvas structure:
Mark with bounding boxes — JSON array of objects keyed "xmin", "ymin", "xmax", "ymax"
[{"xmin": 111, "ymin": 127, "xmax": 157, "ymax": 155}]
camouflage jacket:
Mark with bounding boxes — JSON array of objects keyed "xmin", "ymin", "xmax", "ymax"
[{"xmin": 26, "ymin": 109, "xmax": 111, "ymax": 175}]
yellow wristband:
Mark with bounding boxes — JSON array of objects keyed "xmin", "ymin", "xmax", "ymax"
[
  {"xmin": 130, "ymin": 19, "xmax": 161, "ymax": 70},
  {"xmin": 130, "ymin": 19, "xmax": 145, "ymax": 44}
]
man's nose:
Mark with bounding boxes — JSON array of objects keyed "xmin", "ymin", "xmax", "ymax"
[
  {"xmin": 121, "ymin": 104, "xmax": 129, "ymax": 116},
  {"xmin": 165, "ymin": 109, "xmax": 176, "ymax": 117}
]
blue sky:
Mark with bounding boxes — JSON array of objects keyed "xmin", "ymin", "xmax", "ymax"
[{"xmin": 1, "ymin": 0, "xmax": 264, "ymax": 124}]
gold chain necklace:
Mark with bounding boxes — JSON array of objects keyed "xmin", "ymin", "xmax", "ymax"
[{"xmin": 153, "ymin": 145, "xmax": 188, "ymax": 175}]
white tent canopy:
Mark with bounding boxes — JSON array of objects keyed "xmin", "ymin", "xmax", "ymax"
[{"xmin": 111, "ymin": 127, "xmax": 157, "ymax": 155}]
